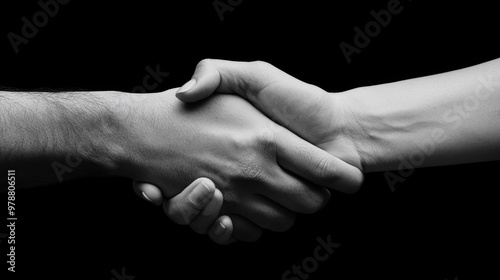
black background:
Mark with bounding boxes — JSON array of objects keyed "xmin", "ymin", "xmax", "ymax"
[{"xmin": 1, "ymin": 0, "xmax": 499, "ymax": 279}]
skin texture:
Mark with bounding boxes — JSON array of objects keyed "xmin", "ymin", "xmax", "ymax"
[
  {"xmin": 179, "ymin": 58, "xmax": 500, "ymax": 170},
  {"xmin": 176, "ymin": 60, "xmax": 365, "ymax": 191},
  {"xmin": 123, "ymin": 90, "xmax": 337, "ymax": 234},
  {"xmin": 4, "ymin": 58, "xmax": 498, "ymax": 245},
  {"xmin": 142, "ymin": 58, "xmax": 500, "ymax": 244},
  {"xmin": 339, "ymin": 58, "xmax": 500, "ymax": 171},
  {"xmin": 1, "ymin": 85, "xmax": 343, "ymax": 241}
]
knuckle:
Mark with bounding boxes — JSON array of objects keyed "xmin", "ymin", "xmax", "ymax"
[
  {"xmin": 256, "ymin": 128, "xmax": 277, "ymax": 154},
  {"xmin": 228, "ymin": 133, "xmax": 272, "ymax": 184}
]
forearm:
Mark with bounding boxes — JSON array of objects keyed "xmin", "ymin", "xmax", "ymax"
[
  {"xmin": 340, "ymin": 58, "xmax": 500, "ymax": 172},
  {"xmin": 0, "ymin": 90, "xmax": 132, "ymax": 188}
]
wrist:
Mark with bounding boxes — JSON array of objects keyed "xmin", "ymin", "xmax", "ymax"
[
  {"xmin": 332, "ymin": 87, "xmax": 380, "ymax": 173},
  {"xmin": 84, "ymin": 91, "xmax": 139, "ymax": 178},
  {"xmin": 336, "ymin": 85, "xmax": 423, "ymax": 173},
  {"xmin": 107, "ymin": 90, "xmax": 180, "ymax": 194}
]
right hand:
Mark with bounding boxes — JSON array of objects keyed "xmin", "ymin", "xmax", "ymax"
[
  {"xmin": 176, "ymin": 59, "xmax": 364, "ymax": 193},
  {"xmin": 120, "ymin": 89, "xmax": 336, "ymax": 234}
]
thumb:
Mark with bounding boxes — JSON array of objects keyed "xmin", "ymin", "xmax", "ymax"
[
  {"xmin": 175, "ymin": 59, "xmax": 272, "ymax": 102},
  {"xmin": 164, "ymin": 178, "xmax": 216, "ymax": 225},
  {"xmin": 175, "ymin": 59, "xmax": 222, "ymax": 102}
]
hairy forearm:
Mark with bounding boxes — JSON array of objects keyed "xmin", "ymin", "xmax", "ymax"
[
  {"xmin": 0, "ymin": 91, "xmax": 132, "ymax": 188},
  {"xmin": 340, "ymin": 58, "xmax": 500, "ymax": 172}
]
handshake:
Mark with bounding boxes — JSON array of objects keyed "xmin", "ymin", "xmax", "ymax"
[
  {"xmin": 124, "ymin": 57, "xmax": 500, "ymax": 244},
  {"xmin": 3, "ymin": 58, "xmax": 498, "ymax": 245},
  {"xmin": 129, "ymin": 59, "xmax": 364, "ymax": 244}
]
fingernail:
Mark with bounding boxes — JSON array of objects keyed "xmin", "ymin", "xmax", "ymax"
[
  {"xmin": 176, "ymin": 79, "xmax": 196, "ymax": 94},
  {"xmin": 188, "ymin": 180, "xmax": 213, "ymax": 205},
  {"xmin": 213, "ymin": 222, "xmax": 226, "ymax": 236},
  {"xmin": 141, "ymin": 191, "xmax": 152, "ymax": 202},
  {"xmin": 140, "ymin": 186, "xmax": 162, "ymax": 206}
]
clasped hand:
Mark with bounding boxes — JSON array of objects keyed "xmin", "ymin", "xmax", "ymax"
[{"xmin": 131, "ymin": 59, "xmax": 363, "ymax": 244}]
